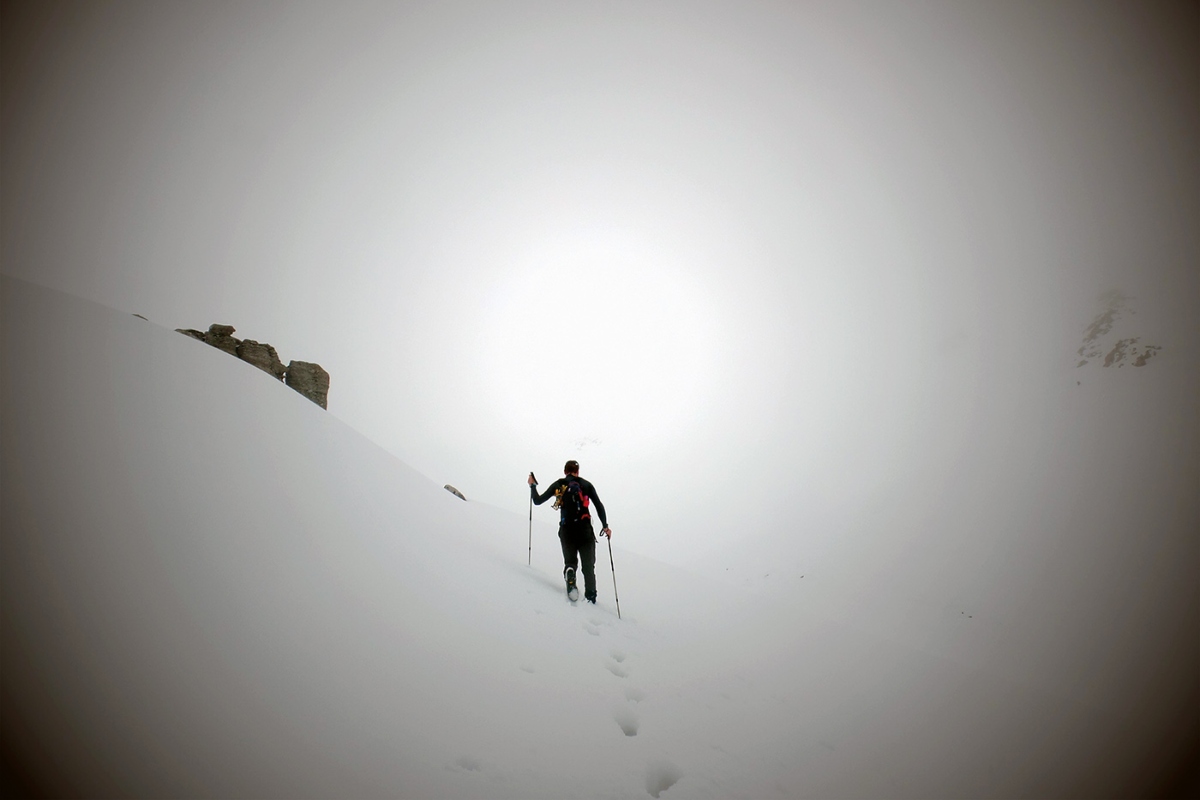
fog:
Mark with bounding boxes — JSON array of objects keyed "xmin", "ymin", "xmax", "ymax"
[
  {"xmin": 3, "ymin": 0, "xmax": 1193, "ymax": 558},
  {"xmin": 2, "ymin": 1, "xmax": 1198, "ymax": 792}
]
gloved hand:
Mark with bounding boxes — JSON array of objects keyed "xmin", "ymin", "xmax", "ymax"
[{"xmin": 601, "ymin": 527, "xmax": 612, "ymax": 539}]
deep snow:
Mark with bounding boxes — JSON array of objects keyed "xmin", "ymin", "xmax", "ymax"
[{"xmin": 2, "ymin": 275, "xmax": 1196, "ymax": 797}]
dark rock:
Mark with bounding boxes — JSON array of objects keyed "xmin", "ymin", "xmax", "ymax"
[
  {"xmin": 203, "ymin": 324, "xmax": 240, "ymax": 356},
  {"xmin": 177, "ymin": 323, "xmax": 331, "ymax": 410},
  {"xmin": 133, "ymin": 313, "xmax": 148, "ymax": 321},
  {"xmin": 285, "ymin": 360, "xmax": 330, "ymax": 409},
  {"xmin": 1134, "ymin": 345, "xmax": 1161, "ymax": 367},
  {"xmin": 237, "ymin": 339, "xmax": 286, "ymax": 381},
  {"xmin": 444, "ymin": 485, "xmax": 466, "ymax": 501},
  {"xmin": 1104, "ymin": 337, "xmax": 1139, "ymax": 367}
]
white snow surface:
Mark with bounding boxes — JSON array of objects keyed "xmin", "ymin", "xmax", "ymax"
[{"xmin": 2, "ymin": 275, "xmax": 1197, "ymax": 798}]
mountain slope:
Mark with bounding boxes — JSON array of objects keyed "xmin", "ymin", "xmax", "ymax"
[
  {"xmin": 3, "ymin": 275, "xmax": 1196, "ymax": 798},
  {"xmin": 0, "ymin": 275, "xmax": 706, "ymax": 797}
]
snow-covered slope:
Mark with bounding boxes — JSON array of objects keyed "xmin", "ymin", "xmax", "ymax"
[{"xmin": 2, "ymin": 275, "xmax": 1196, "ymax": 798}]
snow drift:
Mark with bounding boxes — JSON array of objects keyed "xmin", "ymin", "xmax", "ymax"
[{"xmin": 2, "ymin": 275, "xmax": 1196, "ymax": 797}]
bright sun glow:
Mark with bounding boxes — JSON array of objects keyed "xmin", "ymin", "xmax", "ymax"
[{"xmin": 477, "ymin": 236, "xmax": 719, "ymax": 450}]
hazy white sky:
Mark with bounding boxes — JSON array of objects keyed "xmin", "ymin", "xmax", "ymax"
[{"xmin": 2, "ymin": 0, "xmax": 1196, "ymax": 563}]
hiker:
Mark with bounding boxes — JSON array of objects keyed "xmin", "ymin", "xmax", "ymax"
[{"xmin": 528, "ymin": 460, "xmax": 611, "ymax": 603}]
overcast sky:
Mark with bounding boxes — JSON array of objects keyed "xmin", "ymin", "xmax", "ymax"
[{"xmin": 3, "ymin": 0, "xmax": 1196, "ymax": 565}]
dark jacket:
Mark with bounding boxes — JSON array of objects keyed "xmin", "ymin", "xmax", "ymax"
[{"xmin": 531, "ymin": 476, "xmax": 608, "ymax": 529}]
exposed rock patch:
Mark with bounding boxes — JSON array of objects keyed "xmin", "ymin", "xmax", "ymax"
[
  {"xmin": 237, "ymin": 339, "xmax": 286, "ymax": 381},
  {"xmin": 174, "ymin": 323, "xmax": 330, "ymax": 408},
  {"xmin": 1103, "ymin": 338, "xmax": 1132, "ymax": 367},
  {"xmin": 285, "ymin": 361, "xmax": 330, "ymax": 409},
  {"xmin": 444, "ymin": 485, "xmax": 466, "ymax": 501},
  {"xmin": 1134, "ymin": 346, "xmax": 1161, "ymax": 367},
  {"xmin": 204, "ymin": 324, "xmax": 240, "ymax": 356},
  {"xmin": 1075, "ymin": 292, "xmax": 1161, "ymax": 371}
]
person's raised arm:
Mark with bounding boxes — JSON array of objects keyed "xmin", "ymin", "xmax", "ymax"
[{"xmin": 529, "ymin": 476, "xmax": 560, "ymax": 506}]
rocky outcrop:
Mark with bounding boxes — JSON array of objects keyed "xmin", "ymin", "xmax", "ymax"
[
  {"xmin": 204, "ymin": 324, "xmax": 240, "ymax": 356},
  {"xmin": 237, "ymin": 340, "xmax": 286, "ymax": 381},
  {"xmin": 1075, "ymin": 292, "xmax": 1162, "ymax": 371},
  {"xmin": 175, "ymin": 323, "xmax": 330, "ymax": 408},
  {"xmin": 444, "ymin": 485, "xmax": 466, "ymax": 501},
  {"xmin": 285, "ymin": 361, "xmax": 330, "ymax": 409}
]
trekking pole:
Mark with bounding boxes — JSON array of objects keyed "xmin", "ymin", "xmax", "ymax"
[
  {"xmin": 606, "ymin": 533, "xmax": 621, "ymax": 619},
  {"xmin": 527, "ymin": 472, "xmax": 536, "ymax": 565}
]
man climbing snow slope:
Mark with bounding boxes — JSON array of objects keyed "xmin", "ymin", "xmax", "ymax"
[{"xmin": 528, "ymin": 460, "xmax": 611, "ymax": 603}]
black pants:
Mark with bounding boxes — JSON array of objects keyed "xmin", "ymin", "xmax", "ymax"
[{"xmin": 559, "ymin": 521, "xmax": 597, "ymax": 601}]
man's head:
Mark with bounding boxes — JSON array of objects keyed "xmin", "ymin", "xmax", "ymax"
[{"xmin": 563, "ymin": 460, "xmax": 580, "ymax": 476}]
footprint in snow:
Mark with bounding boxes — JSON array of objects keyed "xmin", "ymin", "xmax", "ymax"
[
  {"xmin": 520, "ymin": 663, "xmax": 535, "ymax": 674},
  {"xmin": 645, "ymin": 760, "xmax": 682, "ymax": 798},
  {"xmin": 451, "ymin": 755, "xmax": 483, "ymax": 772},
  {"xmin": 605, "ymin": 660, "xmax": 629, "ymax": 678},
  {"xmin": 609, "ymin": 648, "xmax": 627, "ymax": 663},
  {"xmin": 611, "ymin": 702, "xmax": 640, "ymax": 736},
  {"xmin": 624, "ymin": 687, "xmax": 646, "ymax": 702},
  {"xmin": 583, "ymin": 622, "xmax": 601, "ymax": 636}
]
